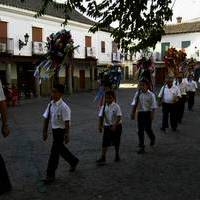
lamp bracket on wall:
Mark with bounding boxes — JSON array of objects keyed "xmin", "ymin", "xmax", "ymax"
[{"xmin": 19, "ymin": 33, "xmax": 29, "ymax": 50}]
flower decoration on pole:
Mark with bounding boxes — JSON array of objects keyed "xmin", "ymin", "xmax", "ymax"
[
  {"xmin": 164, "ymin": 47, "xmax": 187, "ymax": 77},
  {"xmin": 94, "ymin": 65, "xmax": 122, "ymax": 109},
  {"xmin": 179, "ymin": 58, "xmax": 197, "ymax": 77},
  {"xmin": 34, "ymin": 29, "xmax": 79, "ymax": 81},
  {"xmin": 100, "ymin": 65, "xmax": 122, "ymax": 89}
]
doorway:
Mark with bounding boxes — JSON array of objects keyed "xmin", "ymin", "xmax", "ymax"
[
  {"xmin": 0, "ymin": 70, "xmax": 7, "ymax": 85},
  {"xmin": 17, "ymin": 63, "xmax": 36, "ymax": 98},
  {"xmin": 79, "ymin": 70, "xmax": 85, "ymax": 89}
]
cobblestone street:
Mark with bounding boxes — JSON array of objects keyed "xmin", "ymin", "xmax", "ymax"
[{"xmin": 1, "ymin": 87, "xmax": 200, "ymax": 200}]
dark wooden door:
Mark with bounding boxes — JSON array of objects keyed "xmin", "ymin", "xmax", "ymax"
[
  {"xmin": 85, "ymin": 36, "xmax": 91, "ymax": 47},
  {"xmin": 0, "ymin": 70, "xmax": 7, "ymax": 85},
  {"xmin": 79, "ymin": 70, "xmax": 85, "ymax": 89}
]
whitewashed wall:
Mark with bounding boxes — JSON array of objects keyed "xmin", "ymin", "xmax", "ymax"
[
  {"xmin": 154, "ymin": 32, "xmax": 200, "ymax": 60},
  {"xmin": 0, "ymin": 5, "xmax": 113, "ymax": 63},
  {"xmin": 96, "ymin": 31, "xmax": 113, "ymax": 64}
]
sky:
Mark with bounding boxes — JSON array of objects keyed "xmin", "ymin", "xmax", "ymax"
[
  {"xmin": 172, "ymin": 0, "xmax": 200, "ymax": 22},
  {"xmin": 56, "ymin": 0, "xmax": 200, "ymax": 24}
]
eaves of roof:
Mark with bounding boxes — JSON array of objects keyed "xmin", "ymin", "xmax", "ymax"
[
  {"xmin": 164, "ymin": 21, "xmax": 200, "ymax": 35},
  {"xmin": 0, "ymin": 0, "xmax": 95, "ymax": 25}
]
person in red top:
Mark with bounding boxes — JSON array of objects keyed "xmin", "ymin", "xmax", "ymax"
[{"xmin": 11, "ymin": 84, "xmax": 19, "ymax": 107}]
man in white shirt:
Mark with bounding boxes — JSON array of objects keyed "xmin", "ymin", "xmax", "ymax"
[
  {"xmin": 43, "ymin": 84, "xmax": 79, "ymax": 183},
  {"xmin": 158, "ymin": 76, "xmax": 181, "ymax": 132},
  {"xmin": 0, "ymin": 80, "xmax": 11, "ymax": 195},
  {"xmin": 185, "ymin": 74, "xmax": 198, "ymax": 111},
  {"xmin": 175, "ymin": 74, "xmax": 187, "ymax": 123},
  {"xmin": 131, "ymin": 79, "xmax": 157, "ymax": 154}
]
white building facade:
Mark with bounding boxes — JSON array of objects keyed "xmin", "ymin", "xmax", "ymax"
[
  {"xmin": 0, "ymin": 0, "xmax": 121, "ymax": 96},
  {"xmin": 154, "ymin": 20, "xmax": 200, "ymax": 61}
]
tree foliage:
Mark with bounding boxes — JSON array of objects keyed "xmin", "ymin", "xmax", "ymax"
[{"xmin": 20, "ymin": 0, "xmax": 173, "ymax": 52}]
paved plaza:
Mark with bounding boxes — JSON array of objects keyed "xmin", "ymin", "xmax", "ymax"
[{"xmin": 1, "ymin": 87, "xmax": 200, "ymax": 200}]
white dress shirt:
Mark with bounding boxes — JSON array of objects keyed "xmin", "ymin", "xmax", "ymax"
[
  {"xmin": 43, "ymin": 98, "xmax": 71, "ymax": 129},
  {"xmin": 0, "ymin": 80, "xmax": 6, "ymax": 101},
  {"xmin": 179, "ymin": 82, "xmax": 187, "ymax": 96},
  {"xmin": 98, "ymin": 102, "xmax": 122, "ymax": 126},
  {"xmin": 158, "ymin": 85, "xmax": 181, "ymax": 104},
  {"xmin": 184, "ymin": 79, "xmax": 198, "ymax": 92},
  {"xmin": 131, "ymin": 90, "xmax": 157, "ymax": 112}
]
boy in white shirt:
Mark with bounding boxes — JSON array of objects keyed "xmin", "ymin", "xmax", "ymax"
[
  {"xmin": 97, "ymin": 90, "xmax": 122, "ymax": 165},
  {"xmin": 176, "ymin": 74, "xmax": 187, "ymax": 123},
  {"xmin": 131, "ymin": 79, "xmax": 157, "ymax": 154},
  {"xmin": 43, "ymin": 84, "xmax": 79, "ymax": 183}
]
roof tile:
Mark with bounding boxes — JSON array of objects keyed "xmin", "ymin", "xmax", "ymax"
[{"xmin": 0, "ymin": 0, "xmax": 95, "ymax": 25}]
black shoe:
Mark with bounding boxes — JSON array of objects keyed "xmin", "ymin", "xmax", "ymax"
[
  {"xmin": 137, "ymin": 149, "xmax": 145, "ymax": 154},
  {"xmin": 96, "ymin": 157, "xmax": 106, "ymax": 165},
  {"xmin": 42, "ymin": 176, "xmax": 55, "ymax": 184},
  {"xmin": 114, "ymin": 156, "xmax": 120, "ymax": 162},
  {"xmin": 69, "ymin": 159, "xmax": 79, "ymax": 172},
  {"xmin": 178, "ymin": 120, "xmax": 182, "ymax": 124},
  {"xmin": 160, "ymin": 127, "xmax": 166, "ymax": 132},
  {"xmin": 150, "ymin": 138, "xmax": 155, "ymax": 146},
  {"xmin": 172, "ymin": 128, "xmax": 177, "ymax": 132},
  {"xmin": 0, "ymin": 186, "xmax": 12, "ymax": 195}
]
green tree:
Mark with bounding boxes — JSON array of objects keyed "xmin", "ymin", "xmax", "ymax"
[{"xmin": 21, "ymin": 0, "xmax": 173, "ymax": 52}]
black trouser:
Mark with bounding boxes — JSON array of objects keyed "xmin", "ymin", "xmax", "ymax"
[
  {"xmin": 47, "ymin": 129, "xmax": 79, "ymax": 178},
  {"xmin": 137, "ymin": 111, "xmax": 155, "ymax": 148},
  {"xmin": 177, "ymin": 95, "xmax": 186, "ymax": 123},
  {"xmin": 162, "ymin": 102, "xmax": 178, "ymax": 130},
  {"xmin": 103, "ymin": 124, "xmax": 122, "ymax": 156},
  {"xmin": 187, "ymin": 91, "xmax": 195, "ymax": 110},
  {"xmin": 0, "ymin": 154, "xmax": 12, "ymax": 195}
]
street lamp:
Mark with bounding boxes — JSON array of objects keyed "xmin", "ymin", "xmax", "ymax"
[{"xmin": 19, "ymin": 33, "xmax": 29, "ymax": 50}]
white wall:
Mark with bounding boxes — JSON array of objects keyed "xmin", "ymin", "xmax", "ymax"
[
  {"xmin": 0, "ymin": 5, "xmax": 114, "ymax": 63},
  {"xmin": 154, "ymin": 32, "xmax": 200, "ymax": 60},
  {"xmin": 96, "ymin": 31, "xmax": 113, "ymax": 64}
]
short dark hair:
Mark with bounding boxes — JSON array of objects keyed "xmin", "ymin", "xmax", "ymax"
[
  {"xmin": 139, "ymin": 78, "xmax": 149, "ymax": 85},
  {"xmin": 105, "ymin": 90, "xmax": 115, "ymax": 98},
  {"xmin": 53, "ymin": 84, "xmax": 65, "ymax": 94}
]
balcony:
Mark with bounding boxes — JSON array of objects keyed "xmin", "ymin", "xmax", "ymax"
[
  {"xmin": 0, "ymin": 38, "xmax": 14, "ymax": 55},
  {"xmin": 32, "ymin": 41, "xmax": 47, "ymax": 55},
  {"xmin": 112, "ymin": 52, "xmax": 122, "ymax": 62},
  {"xmin": 85, "ymin": 47, "xmax": 96, "ymax": 58}
]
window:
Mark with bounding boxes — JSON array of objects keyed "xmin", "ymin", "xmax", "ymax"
[
  {"xmin": 101, "ymin": 41, "xmax": 105, "ymax": 53},
  {"xmin": 161, "ymin": 42, "xmax": 170, "ymax": 59},
  {"xmin": 112, "ymin": 41, "xmax": 118, "ymax": 53},
  {"xmin": 32, "ymin": 27, "xmax": 43, "ymax": 42},
  {"xmin": 181, "ymin": 41, "xmax": 191, "ymax": 49},
  {"xmin": 0, "ymin": 21, "xmax": 7, "ymax": 39},
  {"xmin": 85, "ymin": 36, "xmax": 91, "ymax": 47}
]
